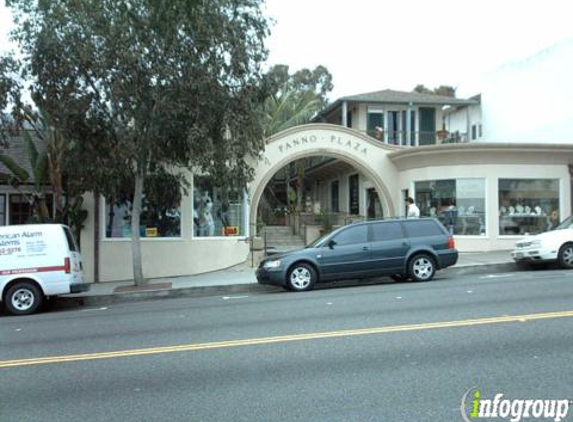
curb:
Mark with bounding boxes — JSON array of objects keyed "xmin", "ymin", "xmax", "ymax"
[{"xmin": 52, "ymin": 261, "xmax": 520, "ymax": 311}]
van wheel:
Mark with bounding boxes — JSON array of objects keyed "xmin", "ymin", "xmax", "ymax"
[
  {"xmin": 558, "ymin": 243, "xmax": 573, "ymax": 269},
  {"xmin": 287, "ymin": 263, "xmax": 316, "ymax": 292},
  {"xmin": 4, "ymin": 282, "xmax": 44, "ymax": 316},
  {"xmin": 408, "ymin": 254, "xmax": 436, "ymax": 282}
]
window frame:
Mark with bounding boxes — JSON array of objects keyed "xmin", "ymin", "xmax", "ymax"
[
  {"xmin": 370, "ymin": 221, "xmax": 404, "ymax": 242},
  {"xmin": 102, "ymin": 195, "xmax": 183, "ymax": 240},
  {"xmin": 332, "ymin": 224, "xmax": 368, "ymax": 246},
  {"xmin": 498, "ymin": 178, "xmax": 560, "ymax": 237}
]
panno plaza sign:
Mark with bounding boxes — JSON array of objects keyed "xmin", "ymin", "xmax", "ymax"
[{"xmin": 273, "ymin": 134, "xmax": 368, "ymax": 156}]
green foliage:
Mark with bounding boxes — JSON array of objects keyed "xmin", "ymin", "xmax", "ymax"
[
  {"xmin": 256, "ymin": 215, "xmax": 265, "ymax": 236},
  {"xmin": 265, "ymin": 64, "xmax": 333, "ymax": 108},
  {"xmin": 0, "ymin": 56, "xmax": 21, "ymax": 146},
  {"xmin": 62, "ymin": 196, "xmax": 88, "ymax": 246},
  {"xmin": 0, "ymin": 153, "xmax": 29, "ymax": 183},
  {"xmin": 9, "ymin": 0, "xmax": 271, "ymax": 284},
  {"xmin": 0, "ymin": 133, "xmax": 51, "ymax": 222},
  {"xmin": 262, "ymin": 64, "xmax": 334, "ymax": 137},
  {"xmin": 318, "ymin": 210, "xmax": 334, "ymax": 234},
  {"xmin": 263, "ymin": 89, "xmax": 322, "ymax": 137},
  {"xmin": 10, "ymin": 0, "xmax": 271, "ymax": 190},
  {"xmin": 413, "ymin": 84, "xmax": 456, "ymax": 97}
]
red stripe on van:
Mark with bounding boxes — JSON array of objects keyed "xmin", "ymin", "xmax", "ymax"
[{"xmin": 0, "ymin": 266, "xmax": 66, "ymax": 276}]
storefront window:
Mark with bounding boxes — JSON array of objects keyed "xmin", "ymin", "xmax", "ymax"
[
  {"xmin": 415, "ymin": 179, "xmax": 486, "ymax": 235},
  {"xmin": 193, "ymin": 175, "xmax": 247, "ymax": 237},
  {"xmin": 498, "ymin": 179, "xmax": 559, "ymax": 235},
  {"xmin": 105, "ymin": 189, "xmax": 182, "ymax": 239}
]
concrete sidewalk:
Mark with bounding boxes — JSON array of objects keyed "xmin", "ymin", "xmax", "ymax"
[{"xmin": 57, "ymin": 250, "xmax": 517, "ymax": 308}]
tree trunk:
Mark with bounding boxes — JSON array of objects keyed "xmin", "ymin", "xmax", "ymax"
[
  {"xmin": 94, "ymin": 192, "xmax": 100, "ymax": 283},
  {"xmin": 131, "ymin": 170, "xmax": 145, "ymax": 286},
  {"xmin": 36, "ymin": 196, "xmax": 50, "ymax": 222}
]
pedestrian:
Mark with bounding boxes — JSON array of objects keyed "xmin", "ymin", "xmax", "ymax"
[{"xmin": 405, "ymin": 197, "xmax": 420, "ymax": 218}]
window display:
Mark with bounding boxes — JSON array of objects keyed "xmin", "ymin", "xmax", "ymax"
[
  {"xmin": 105, "ymin": 185, "xmax": 181, "ymax": 239},
  {"xmin": 415, "ymin": 179, "xmax": 486, "ymax": 235},
  {"xmin": 498, "ymin": 179, "xmax": 559, "ymax": 235},
  {"xmin": 193, "ymin": 175, "xmax": 247, "ymax": 237}
]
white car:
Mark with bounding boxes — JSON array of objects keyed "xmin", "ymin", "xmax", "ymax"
[{"xmin": 512, "ymin": 216, "xmax": 573, "ymax": 268}]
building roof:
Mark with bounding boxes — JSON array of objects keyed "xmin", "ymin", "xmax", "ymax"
[
  {"xmin": 0, "ymin": 131, "xmax": 44, "ymax": 180},
  {"xmin": 314, "ymin": 89, "xmax": 480, "ymax": 120}
]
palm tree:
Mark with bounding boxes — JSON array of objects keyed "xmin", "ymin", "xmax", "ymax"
[
  {"xmin": 263, "ymin": 88, "xmax": 322, "ymax": 137},
  {"xmin": 262, "ymin": 88, "xmax": 323, "ymax": 225},
  {"xmin": 0, "ymin": 130, "xmax": 51, "ymax": 222}
]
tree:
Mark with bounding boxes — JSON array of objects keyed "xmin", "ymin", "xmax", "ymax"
[
  {"xmin": 265, "ymin": 64, "xmax": 333, "ymax": 108},
  {"xmin": 263, "ymin": 89, "xmax": 322, "ymax": 137},
  {"xmin": 0, "ymin": 131, "xmax": 50, "ymax": 222},
  {"xmin": 434, "ymin": 85, "xmax": 456, "ymax": 97},
  {"xmin": 9, "ymin": 0, "xmax": 270, "ymax": 286},
  {"xmin": 0, "ymin": 56, "xmax": 21, "ymax": 146},
  {"xmin": 413, "ymin": 84, "xmax": 433, "ymax": 95},
  {"xmin": 261, "ymin": 65, "xmax": 334, "ymax": 220},
  {"xmin": 413, "ymin": 84, "xmax": 456, "ymax": 97}
]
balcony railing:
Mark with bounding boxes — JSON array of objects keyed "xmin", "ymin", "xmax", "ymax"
[{"xmin": 355, "ymin": 129, "xmax": 469, "ymax": 146}]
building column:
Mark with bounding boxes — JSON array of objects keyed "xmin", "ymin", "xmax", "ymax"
[
  {"xmin": 342, "ymin": 101, "xmax": 348, "ymax": 127},
  {"xmin": 466, "ymin": 107, "xmax": 471, "ymax": 142},
  {"xmin": 383, "ymin": 111, "xmax": 388, "ymax": 144},
  {"xmin": 406, "ymin": 103, "xmax": 412, "ymax": 147}
]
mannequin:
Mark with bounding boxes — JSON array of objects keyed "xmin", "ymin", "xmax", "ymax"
[{"xmin": 198, "ymin": 190, "xmax": 215, "ymax": 236}]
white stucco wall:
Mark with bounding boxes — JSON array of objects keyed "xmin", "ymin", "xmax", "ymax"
[
  {"xmin": 444, "ymin": 104, "xmax": 482, "ymax": 141},
  {"xmin": 481, "ymin": 38, "xmax": 573, "ymax": 143},
  {"xmin": 397, "ymin": 163, "xmax": 571, "ymax": 251}
]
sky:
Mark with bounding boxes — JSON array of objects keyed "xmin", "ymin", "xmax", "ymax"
[{"xmin": 2, "ymin": 0, "xmax": 573, "ymax": 100}]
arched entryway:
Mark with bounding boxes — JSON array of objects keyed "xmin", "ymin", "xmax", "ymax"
[{"xmin": 248, "ymin": 124, "xmax": 402, "ymax": 230}]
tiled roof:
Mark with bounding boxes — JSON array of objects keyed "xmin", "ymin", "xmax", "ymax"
[
  {"xmin": 315, "ymin": 89, "xmax": 480, "ymax": 120},
  {"xmin": 339, "ymin": 89, "xmax": 478, "ymax": 105},
  {"xmin": 0, "ymin": 131, "xmax": 44, "ymax": 180}
]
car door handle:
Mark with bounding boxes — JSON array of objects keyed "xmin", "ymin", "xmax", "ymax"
[{"xmin": 362, "ymin": 246, "xmax": 369, "ymax": 251}]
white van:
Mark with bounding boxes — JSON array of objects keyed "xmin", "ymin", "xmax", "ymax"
[{"xmin": 0, "ymin": 224, "xmax": 89, "ymax": 315}]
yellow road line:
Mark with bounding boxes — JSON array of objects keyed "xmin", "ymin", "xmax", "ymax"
[{"xmin": 2, "ymin": 309, "xmax": 573, "ymax": 369}]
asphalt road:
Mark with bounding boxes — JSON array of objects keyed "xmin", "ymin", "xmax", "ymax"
[{"xmin": 1, "ymin": 269, "xmax": 573, "ymax": 422}]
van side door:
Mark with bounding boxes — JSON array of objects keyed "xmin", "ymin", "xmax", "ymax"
[{"xmin": 369, "ymin": 221, "xmax": 409, "ymax": 275}]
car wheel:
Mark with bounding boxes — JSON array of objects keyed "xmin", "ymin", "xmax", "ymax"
[
  {"xmin": 4, "ymin": 281, "xmax": 44, "ymax": 316},
  {"xmin": 558, "ymin": 243, "xmax": 573, "ymax": 269},
  {"xmin": 408, "ymin": 254, "xmax": 436, "ymax": 282},
  {"xmin": 287, "ymin": 263, "xmax": 316, "ymax": 292},
  {"xmin": 390, "ymin": 274, "xmax": 409, "ymax": 282}
]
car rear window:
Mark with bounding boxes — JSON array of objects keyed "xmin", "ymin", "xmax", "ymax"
[
  {"xmin": 403, "ymin": 220, "xmax": 445, "ymax": 237},
  {"xmin": 63, "ymin": 227, "xmax": 78, "ymax": 252},
  {"xmin": 371, "ymin": 222, "xmax": 403, "ymax": 241}
]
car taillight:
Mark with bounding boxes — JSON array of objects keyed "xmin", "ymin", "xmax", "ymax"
[
  {"xmin": 64, "ymin": 257, "xmax": 71, "ymax": 274},
  {"xmin": 447, "ymin": 236, "xmax": 455, "ymax": 250}
]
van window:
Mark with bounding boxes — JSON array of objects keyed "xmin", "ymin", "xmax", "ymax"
[
  {"xmin": 372, "ymin": 222, "xmax": 403, "ymax": 241},
  {"xmin": 332, "ymin": 225, "xmax": 367, "ymax": 246},
  {"xmin": 404, "ymin": 220, "xmax": 444, "ymax": 237},
  {"xmin": 64, "ymin": 227, "xmax": 78, "ymax": 252}
]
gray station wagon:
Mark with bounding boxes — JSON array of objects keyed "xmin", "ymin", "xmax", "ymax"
[{"xmin": 256, "ymin": 218, "xmax": 458, "ymax": 292}]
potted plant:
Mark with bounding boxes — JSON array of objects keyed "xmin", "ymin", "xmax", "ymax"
[
  {"xmin": 318, "ymin": 210, "xmax": 333, "ymax": 236},
  {"xmin": 274, "ymin": 206, "xmax": 288, "ymax": 226}
]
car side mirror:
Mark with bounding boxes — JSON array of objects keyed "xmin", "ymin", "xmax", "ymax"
[{"xmin": 327, "ymin": 239, "xmax": 337, "ymax": 249}]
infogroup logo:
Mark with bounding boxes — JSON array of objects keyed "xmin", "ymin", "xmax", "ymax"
[{"xmin": 461, "ymin": 388, "xmax": 571, "ymax": 422}]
